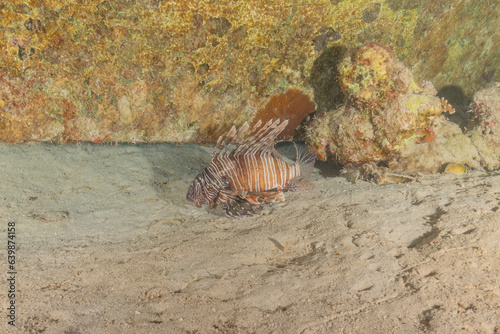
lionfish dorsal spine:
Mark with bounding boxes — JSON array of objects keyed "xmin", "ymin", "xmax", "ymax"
[
  {"xmin": 250, "ymin": 119, "xmax": 288, "ymax": 155},
  {"xmin": 232, "ymin": 119, "xmax": 265, "ymax": 156},
  {"xmin": 213, "ymin": 124, "xmax": 237, "ymax": 157},
  {"xmin": 245, "ymin": 119, "xmax": 276, "ymax": 149},
  {"xmin": 238, "ymin": 118, "xmax": 288, "ymax": 156}
]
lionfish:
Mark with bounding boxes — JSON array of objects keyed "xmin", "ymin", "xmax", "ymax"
[{"xmin": 186, "ymin": 119, "xmax": 316, "ymax": 216}]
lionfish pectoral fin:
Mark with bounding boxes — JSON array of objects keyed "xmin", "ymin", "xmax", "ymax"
[
  {"xmin": 225, "ymin": 196, "xmax": 263, "ymax": 217},
  {"xmin": 284, "ymin": 178, "xmax": 314, "ymax": 192},
  {"xmin": 270, "ymin": 192, "xmax": 285, "ymax": 202},
  {"xmin": 245, "ymin": 194, "xmax": 261, "ymax": 204}
]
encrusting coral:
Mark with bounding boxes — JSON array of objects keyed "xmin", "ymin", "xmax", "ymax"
[
  {"xmin": 392, "ymin": 83, "xmax": 500, "ymax": 174},
  {"xmin": 306, "ymin": 43, "xmax": 500, "ymax": 180},
  {"xmin": 337, "ymin": 43, "xmax": 412, "ymax": 111},
  {"xmin": 306, "ymin": 43, "xmax": 456, "ymax": 168},
  {"xmin": 467, "ymin": 83, "xmax": 500, "ymax": 170}
]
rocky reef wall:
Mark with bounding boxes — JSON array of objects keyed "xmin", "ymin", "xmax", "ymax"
[{"xmin": 0, "ymin": 0, "xmax": 497, "ymax": 143}]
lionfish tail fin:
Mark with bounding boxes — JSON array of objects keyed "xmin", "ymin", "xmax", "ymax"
[
  {"xmin": 285, "ymin": 179, "xmax": 314, "ymax": 192},
  {"xmin": 294, "ymin": 142, "xmax": 316, "ymax": 180}
]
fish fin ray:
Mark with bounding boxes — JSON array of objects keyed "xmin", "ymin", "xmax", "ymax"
[
  {"xmin": 224, "ymin": 196, "xmax": 263, "ymax": 217},
  {"xmin": 215, "ymin": 119, "xmax": 289, "ymax": 158},
  {"xmin": 294, "ymin": 142, "xmax": 316, "ymax": 180}
]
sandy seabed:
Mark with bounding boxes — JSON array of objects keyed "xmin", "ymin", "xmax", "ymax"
[{"xmin": 0, "ymin": 142, "xmax": 498, "ymax": 334}]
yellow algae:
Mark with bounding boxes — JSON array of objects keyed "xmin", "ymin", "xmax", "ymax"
[
  {"xmin": 377, "ymin": 173, "xmax": 415, "ymax": 184},
  {"xmin": 443, "ymin": 163, "xmax": 468, "ymax": 175}
]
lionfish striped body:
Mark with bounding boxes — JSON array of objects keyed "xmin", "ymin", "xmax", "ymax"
[{"xmin": 187, "ymin": 119, "xmax": 316, "ymax": 216}]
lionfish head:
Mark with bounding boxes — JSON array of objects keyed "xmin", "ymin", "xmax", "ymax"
[{"xmin": 186, "ymin": 174, "xmax": 210, "ymax": 207}]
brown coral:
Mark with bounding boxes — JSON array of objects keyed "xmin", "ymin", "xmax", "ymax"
[{"xmin": 251, "ymin": 88, "xmax": 315, "ymax": 140}]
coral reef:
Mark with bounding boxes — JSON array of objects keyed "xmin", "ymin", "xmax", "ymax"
[
  {"xmin": 338, "ymin": 43, "xmax": 412, "ymax": 110},
  {"xmin": 307, "ymin": 42, "xmax": 500, "ymax": 177},
  {"xmin": 306, "ymin": 43, "xmax": 455, "ymax": 166},
  {"xmin": 389, "ymin": 120, "xmax": 481, "ymax": 174},
  {"xmin": 385, "ymin": 84, "xmax": 500, "ymax": 174},
  {"xmin": 0, "ymin": 0, "xmax": 497, "ymax": 143},
  {"xmin": 467, "ymin": 83, "xmax": 500, "ymax": 170},
  {"xmin": 374, "ymin": 84, "xmax": 500, "ymax": 175}
]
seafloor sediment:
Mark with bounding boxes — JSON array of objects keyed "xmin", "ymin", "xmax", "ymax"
[{"xmin": 0, "ymin": 143, "xmax": 498, "ymax": 333}]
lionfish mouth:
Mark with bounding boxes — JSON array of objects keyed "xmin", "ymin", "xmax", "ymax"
[{"xmin": 186, "ymin": 187, "xmax": 195, "ymax": 202}]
